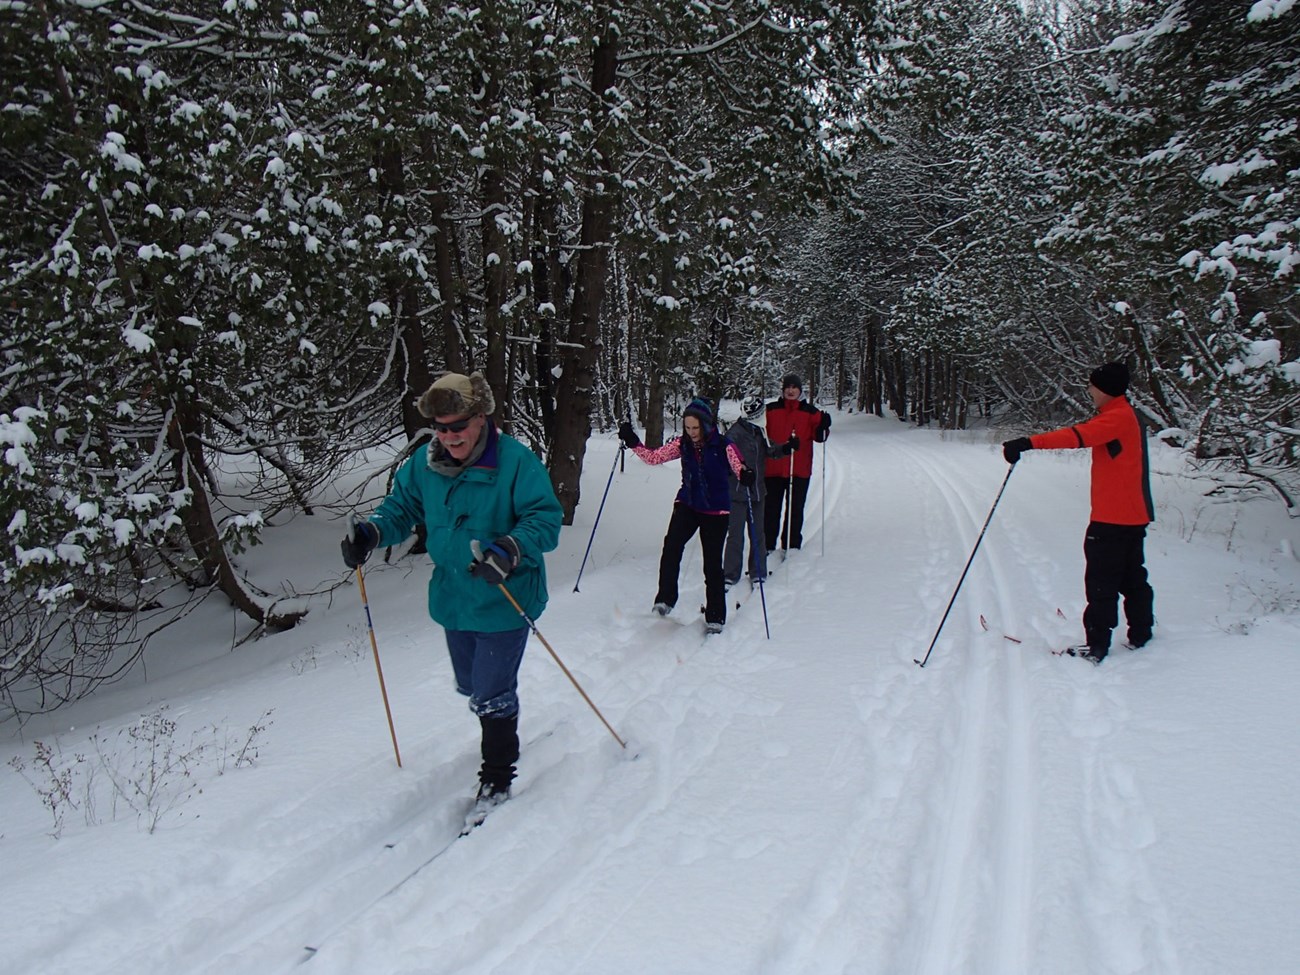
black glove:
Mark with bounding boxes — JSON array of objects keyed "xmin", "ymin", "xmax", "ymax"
[
  {"xmin": 738, "ymin": 467, "xmax": 756, "ymax": 487},
  {"xmin": 468, "ymin": 536, "xmax": 521, "ymax": 585},
  {"xmin": 1002, "ymin": 437, "xmax": 1033, "ymax": 465},
  {"xmin": 617, "ymin": 421, "xmax": 641, "ymax": 449},
  {"xmin": 341, "ymin": 519, "xmax": 379, "ymax": 568},
  {"xmin": 783, "ymin": 432, "xmax": 800, "ymax": 455},
  {"xmin": 814, "ymin": 413, "xmax": 831, "ymax": 442}
]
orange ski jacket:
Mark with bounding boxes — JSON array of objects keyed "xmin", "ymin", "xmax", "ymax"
[{"xmin": 1029, "ymin": 396, "xmax": 1154, "ymax": 526}]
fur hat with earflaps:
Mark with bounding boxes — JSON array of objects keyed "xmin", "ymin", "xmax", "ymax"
[{"xmin": 417, "ymin": 371, "xmax": 496, "ymax": 419}]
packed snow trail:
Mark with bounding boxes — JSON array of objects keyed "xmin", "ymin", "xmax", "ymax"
[
  {"xmin": 7, "ymin": 412, "xmax": 1300, "ymax": 975},
  {"xmin": 282, "ymin": 417, "xmax": 1150, "ymax": 975}
]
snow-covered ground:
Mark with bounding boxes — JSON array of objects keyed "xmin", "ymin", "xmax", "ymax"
[{"xmin": 4, "ymin": 412, "xmax": 1299, "ymax": 975}]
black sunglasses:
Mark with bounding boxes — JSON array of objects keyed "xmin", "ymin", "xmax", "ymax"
[{"xmin": 433, "ymin": 417, "xmax": 475, "ymax": 433}]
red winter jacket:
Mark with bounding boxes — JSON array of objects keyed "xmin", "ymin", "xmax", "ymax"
[
  {"xmin": 1029, "ymin": 396, "xmax": 1154, "ymax": 526},
  {"xmin": 763, "ymin": 399, "xmax": 828, "ymax": 480}
]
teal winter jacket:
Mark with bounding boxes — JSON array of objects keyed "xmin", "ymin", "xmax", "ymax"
[{"xmin": 368, "ymin": 425, "xmax": 562, "ymax": 632}]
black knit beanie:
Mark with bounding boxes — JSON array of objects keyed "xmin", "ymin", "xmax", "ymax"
[
  {"xmin": 781, "ymin": 373, "xmax": 802, "ymax": 391},
  {"xmin": 1089, "ymin": 362, "xmax": 1129, "ymax": 398}
]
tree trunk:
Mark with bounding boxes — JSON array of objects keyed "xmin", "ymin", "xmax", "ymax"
[
  {"xmin": 397, "ymin": 280, "xmax": 433, "ymax": 437},
  {"xmin": 168, "ymin": 410, "xmax": 303, "ymax": 631},
  {"xmin": 481, "ymin": 162, "xmax": 512, "ymax": 431},
  {"xmin": 836, "ymin": 340, "xmax": 847, "ymax": 411},
  {"xmin": 379, "ymin": 143, "xmax": 433, "ymax": 438},
  {"xmin": 530, "ymin": 181, "xmax": 561, "ymax": 446},
  {"xmin": 428, "ymin": 187, "xmax": 466, "ymax": 374},
  {"xmin": 548, "ymin": 29, "xmax": 619, "ymax": 523}
]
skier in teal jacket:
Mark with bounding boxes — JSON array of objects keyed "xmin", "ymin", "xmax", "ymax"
[{"xmin": 341, "ymin": 372, "xmax": 562, "ymax": 821}]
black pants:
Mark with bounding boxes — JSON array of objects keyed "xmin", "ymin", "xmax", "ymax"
[
  {"xmin": 656, "ymin": 504, "xmax": 730, "ymax": 625},
  {"xmin": 764, "ymin": 475, "xmax": 811, "ymax": 550},
  {"xmin": 1082, "ymin": 521, "xmax": 1155, "ymax": 653}
]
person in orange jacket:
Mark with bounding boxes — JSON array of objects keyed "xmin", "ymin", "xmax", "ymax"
[
  {"xmin": 1002, "ymin": 362, "xmax": 1155, "ymax": 664},
  {"xmin": 763, "ymin": 373, "xmax": 831, "ymax": 553}
]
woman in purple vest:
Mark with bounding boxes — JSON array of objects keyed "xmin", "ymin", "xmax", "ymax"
[{"xmin": 618, "ymin": 398, "xmax": 752, "ymax": 634}]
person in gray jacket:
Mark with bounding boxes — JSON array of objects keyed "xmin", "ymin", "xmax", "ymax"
[{"xmin": 723, "ymin": 396, "xmax": 797, "ymax": 588}]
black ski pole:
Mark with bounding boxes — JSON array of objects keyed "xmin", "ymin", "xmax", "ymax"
[
  {"xmin": 745, "ymin": 487, "xmax": 771, "ymax": 639},
  {"xmin": 915, "ymin": 465, "xmax": 1015, "ymax": 668},
  {"xmin": 819, "ymin": 433, "xmax": 827, "ymax": 557},
  {"xmin": 573, "ymin": 442, "xmax": 624, "ymax": 592}
]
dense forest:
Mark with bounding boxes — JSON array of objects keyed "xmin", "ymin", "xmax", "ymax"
[{"xmin": 2, "ymin": 0, "xmax": 1297, "ymax": 714}]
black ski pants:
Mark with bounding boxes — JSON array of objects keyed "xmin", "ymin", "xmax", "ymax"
[
  {"xmin": 656, "ymin": 503, "xmax": 730, "ymax": 625},
  {"xmin": 1082, "ymin": 521, "xmax": 1155, "ymax": 653},
  {"xmin": 764, "ymin": 474, "xmax": 811, "ymax": 551}
]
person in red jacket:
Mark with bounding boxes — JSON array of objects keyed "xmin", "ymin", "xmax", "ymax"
[
  {"xmin": 1002, "ymin": 362, "xmax": 1155, "ymax": 664},
  {"xmin": 763, "ymin": 373, "xmax": 831, "ymax": 553}
]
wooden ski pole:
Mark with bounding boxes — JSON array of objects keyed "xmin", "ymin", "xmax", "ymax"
[
  {"xmin": 496, "ymin": 583, "xmax": 627, "ymax": 749},
  {"xmin": 355, "ymin": 565, "xmax": 402, "ymax": 767}
]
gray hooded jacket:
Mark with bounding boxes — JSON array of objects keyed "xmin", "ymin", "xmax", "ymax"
[{"xmin": 723, "ymin": 416, "xmax": 786, "ymax": 502}]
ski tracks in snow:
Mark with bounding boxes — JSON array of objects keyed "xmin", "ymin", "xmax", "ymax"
[
  {"xmin": 229, "ymin": 424, "xmax": 1184, "ymax": 974},
  {"xmin": 893, "ymin": 437, "xmax": 1182, "ymax": 975},
  {"xmin": 883, "ymin": 440, "xmax": 1037, "ymax": 975},
  {"xmin": 754, "ymin": 430, "xmax": 1179, "ymax": 974}
]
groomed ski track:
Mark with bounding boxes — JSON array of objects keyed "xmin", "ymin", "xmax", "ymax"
[{"xmin": 152, "ymin": 417, "xmax": 1192, "ymax": 973}]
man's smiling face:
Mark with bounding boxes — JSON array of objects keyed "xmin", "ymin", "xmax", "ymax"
[{"xmin": 434, "ymin": 412, "xmax": 486, "ymax": 461}]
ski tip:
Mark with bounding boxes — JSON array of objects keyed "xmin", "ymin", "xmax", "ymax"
[{"xmin": 459, "ymin": 816, "xmax": 487, "ymax": 837}]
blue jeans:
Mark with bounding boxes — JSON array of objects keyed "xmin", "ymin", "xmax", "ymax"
[{"xmin": 444, "ymin": 627, "xmax": 529, "ymax": 717}]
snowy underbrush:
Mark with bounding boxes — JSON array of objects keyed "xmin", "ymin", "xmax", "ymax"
[{"xmin": 8, "ymin": 705, "xmax": 274, "ymax": 837}]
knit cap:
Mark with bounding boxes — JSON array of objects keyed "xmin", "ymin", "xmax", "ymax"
[
  {"xmin": 683, "ymin": 396, "xmax": 715, "ymax": 434},
  {"xmin": 1089, "ymin": 362, "xmax": 1129, "ymax": 398}
]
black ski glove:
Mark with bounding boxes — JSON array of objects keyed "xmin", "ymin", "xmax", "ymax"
[
  {"xmin": 814, "ymin": 413, "xmax": 831, "ymax": 443},
  {"xmin": 1002, "ymin": 437, "xmax": 1033, "ymax": 465},
  {"xmin": 469, "ymin": 536, "xmax": 521, "ymax": 586},
  {"xmin": 738, "ymin": 467, "xmax": 757, "ymax": 487},
  {"xmin": 783, "ymin": 432, "xmax": 800, "ymax": 456},
  {"xmin": 617, "ymin": 421, "xmax": 641, "ymax": 449},
  {"xmin": 341, "ymin": 520, "xmax": 379, "ymax": 568}
]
